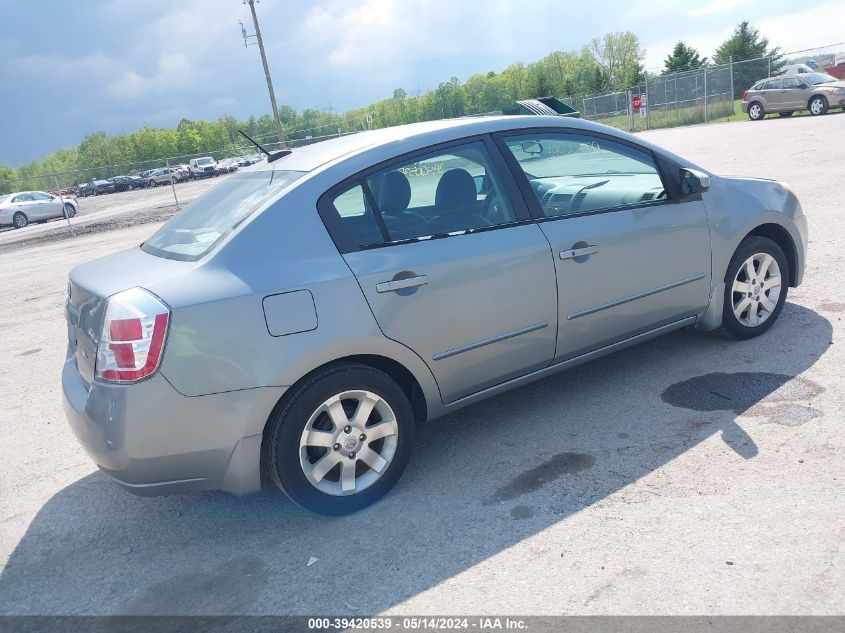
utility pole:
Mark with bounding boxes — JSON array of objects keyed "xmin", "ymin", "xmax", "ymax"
[{"xmin": 242, "ymin": 0, "xmax": 286, "ymax": 148}]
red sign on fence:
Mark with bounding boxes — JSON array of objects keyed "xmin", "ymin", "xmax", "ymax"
[{"xmin": 632, "ymin": 95, "xmax": 641, "ymax": 111}]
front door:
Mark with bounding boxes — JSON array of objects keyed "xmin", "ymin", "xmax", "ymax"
[
  {"xmin": 323, "ymin": 138, "xmax": 558, "ymax": 403},
  {"xmin": 496, "ymin": 130, "xmax": 712, "ymax": 360},
  {"xmin": 30, "ymin": 192, "xmax": 62, "ymax": 219},
  {"xmin": 781, "ymin": 77, "xmax": 809, "ymax": 109}
]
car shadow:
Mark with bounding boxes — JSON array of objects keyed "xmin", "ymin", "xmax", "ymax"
[{"xmin": 0, "ymin": 302, "xmax": 832, "ymax": 615}]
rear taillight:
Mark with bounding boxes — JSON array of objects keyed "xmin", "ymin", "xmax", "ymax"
[
  {"xmin": 95, "ymin": 288, "xmax": 170, "ymax": 383},
  {"xmin": 743, "ymin": 90, "xmax": 749, "ymax": 100}
]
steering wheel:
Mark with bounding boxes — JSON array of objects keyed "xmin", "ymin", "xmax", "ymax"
[{"xmin": 568, "ymin": 179, "xmax": 609, "ymax": 213}]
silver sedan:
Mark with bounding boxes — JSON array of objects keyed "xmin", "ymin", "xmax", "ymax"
[
  {"xmin": 63, "ymin": 116, "xmax": 807, "ymax": 514},
  {"xmin": 0, "ymin": 191, "xmax": 78, "ymax": 229}
]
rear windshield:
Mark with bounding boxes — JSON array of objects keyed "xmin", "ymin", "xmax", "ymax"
[{"xmin": 142, "ymin": 170, "xmax": 304, "ymax": 261}]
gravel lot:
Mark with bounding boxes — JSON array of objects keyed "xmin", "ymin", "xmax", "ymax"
[{"xmin": 0, "ymin": 114, "xmax": 843, "ymax": 616}]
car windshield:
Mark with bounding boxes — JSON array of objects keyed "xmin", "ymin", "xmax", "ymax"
[
  {"xmin": 196, "ymin": 158, "xmax": 214, "ymax": 166},
  {"xmin": 141, "ymin": 170, "xmax": 304, "ymax": 261},
  {"xmin": 804, "ymin": 72, "xmax": 837, "ymax": 85}
]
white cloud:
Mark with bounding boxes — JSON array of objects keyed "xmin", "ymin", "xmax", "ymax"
[
  {"xmin": 689, "ymin": 0, "xmax": 751, "ymax": 17},
  {"xmin": 644, "ymin": 1, "xmax": 845, "ymax": 71},
  {"xmin": 757, "ymin": 1, "xmax": 845, "ymax": 55}
]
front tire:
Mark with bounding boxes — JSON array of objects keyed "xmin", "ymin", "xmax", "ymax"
[
  {"xmin": 809, "ymin": 95, "xmax": 828, "ymax": 116},
  {"xmin": 63, "ymin": 203, "xmax": 76, "ymax": 219},
  {"xmin": 12, "ymin": 212, "xmax": 28, "ymax": 229},
  {"xmin": 722, "ymin": 236, "xmax": 789, "ymax": 340},
  {"xmin": 748, "ymin": 102, "xmax": 764, "ymax": 120},
  {"xmin": 264, "ymin": 363, "xmax": 415, "ymax": 515}
]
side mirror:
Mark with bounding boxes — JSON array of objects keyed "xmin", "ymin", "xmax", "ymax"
[{"xmin": 681, "ymin": 168, "xmax": 710, "ymax": 195}]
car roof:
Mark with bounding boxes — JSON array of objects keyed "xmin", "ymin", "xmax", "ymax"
[{"xmin": 251, "ymin": 115, "xmax": 657, "ymax": 173}]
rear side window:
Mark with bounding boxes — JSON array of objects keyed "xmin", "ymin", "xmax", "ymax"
[
  {"xmin": 142, "ymin": 170, "xmax": 304, "ymax": 261},
  {"xmin": 329, "ymin": 184, "xmax": 384, "ymax": 248},
  {"xmin": 326, "ymin": 140, "xmax": 518, "ymax": 248}
]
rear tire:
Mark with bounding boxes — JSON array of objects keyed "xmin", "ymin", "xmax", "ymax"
[
  {"xmin": 264, "ymin": 363, "xmax": 415, "ymax": 515},
  {"xmin": 722, "ymin": 236, "xmax": 789, "ymax": 340},
  {"xmin": 12, "ymin": 212, "xmax": 27, "ymax": 229},
  {"xmin": 748, "ymin": 102, "xmax": 764, "ymax": 120},
  {"xmin": 809, "ymin": 95, "xmax": 828, "ymax": 116}
]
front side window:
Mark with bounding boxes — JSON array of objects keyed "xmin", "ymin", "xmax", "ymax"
[
  {"xmin": 782, "ymin": 77, "xmax": 804, "ymax": 89},
  {"xmin": 142, "ymin": 170, "xmax": 304, "ymax": 260},
  {"xmin": 31, "ymin": 192, "xmax": 52, "ymax": 200},
  {"xmin": 501, "ymin": 132, "xmax": 665, "ymax": 218}
]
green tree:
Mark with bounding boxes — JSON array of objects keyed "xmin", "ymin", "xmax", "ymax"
[
  {"xmin": 713, "ymin": 21, "xmax": 782, "ymax": 65},
  {"xmin": 663, "ymin": 41, "xmax": 707, "ymax": 74},
  {"xmin": 589, "ymin": 32, "xmax": 645, "ymax": 89}
]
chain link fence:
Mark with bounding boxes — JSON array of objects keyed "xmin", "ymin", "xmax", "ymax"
[
  {"xmin": 563, "ymin": 56, "xmax": 765, "ymax": 132},
  {"xmin": 560, "ymin": 44, "xmax": 843, "ymax": 133}
]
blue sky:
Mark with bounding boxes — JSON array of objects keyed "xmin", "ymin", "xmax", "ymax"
[{"xmin": 1, "ymin": 0, "xmax": 842, "ymax": 165}]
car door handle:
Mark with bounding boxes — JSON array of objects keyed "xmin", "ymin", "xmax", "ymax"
[
  {"xmin": 376, "ymin": 275, "xmax": 429, "ymax": 293},
  {"xmin": 560, "ymin": 245, "xmax": 599, "ymax": 260}
]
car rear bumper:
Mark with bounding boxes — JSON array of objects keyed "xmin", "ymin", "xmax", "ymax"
[{"xmin": 62, "ymin": 356, "xmax": 285, "ymax": 496}]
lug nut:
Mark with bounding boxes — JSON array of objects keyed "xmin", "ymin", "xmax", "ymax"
[
  {"xmin": 348, "ymin": 452, "xmax": 355, "ymax": 459},
  {"xmin": 344, "ymin": 425, "xmax": 351, "ymax": 433},
  {"xmin": 359, "ymin": 433, "xmax": 366, "ymax": 441},
  {"xmin": 333, "ymin": 443, "xmax": 341, "ymax": 451}
]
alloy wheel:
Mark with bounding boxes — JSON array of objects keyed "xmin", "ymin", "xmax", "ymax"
[
  {"xmin": 810, "ymin": 98, "xmax": 824, "ymax": 115},
  {"xmin": 299, "ymin": 390, "xmax": 399, "ymax": 496},
  {"xmin": 731, "ymin": 252, "xmax": 782, "ymax": 327},
  {"xmin": 749, "ymin": 104, "xmax": 762, "ymax": 119}
]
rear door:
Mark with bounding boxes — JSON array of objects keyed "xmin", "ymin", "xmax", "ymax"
[
  {"xmin": 10, "ymin": 192, "xmax": 38, "ymax": 218},
  {"xmin": 762, "ymin": 78, "xmax": 785, "ymax": 110},
  {"xmin": 495, "ymin": 129, "xmax": 712, "ymax": 361},
  {"xmin": 320, "ymin": 136, "xmax": 558, "ymax": 404}
]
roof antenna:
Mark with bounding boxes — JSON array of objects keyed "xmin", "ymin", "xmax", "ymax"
[{"xmin": 238, "ymin": 130, "xmax": 292, "ymax": 163}]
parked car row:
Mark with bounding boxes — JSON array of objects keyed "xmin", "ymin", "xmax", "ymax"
[
  {"xmin": 69, "ymin": 154, "xmax": 265, "ymax": 197},
  {"xmin": 743, "ymin": 72, "xmax": 845, "ymax": 120}
]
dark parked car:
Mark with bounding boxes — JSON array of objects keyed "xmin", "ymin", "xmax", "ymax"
[
  {"xmin": 109, "ymin": 175, "xmax": 146, "ymax": 192},
  {"xmin": 78, "ymin": 180, "xmax": 116, "ymax": 197}
]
